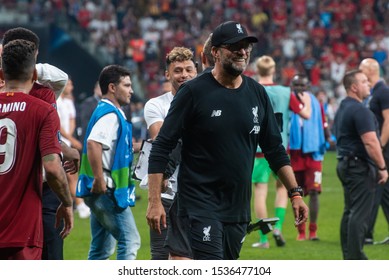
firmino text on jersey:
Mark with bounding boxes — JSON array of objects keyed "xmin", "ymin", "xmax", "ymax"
[{"xmin": 0, "ymin": 102, "xmax": 27, "ymax": 113}]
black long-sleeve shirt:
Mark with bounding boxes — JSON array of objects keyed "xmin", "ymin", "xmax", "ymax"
[{"xmin": 149, "ymin": 72, "xmax": 290, "ymax": 222}]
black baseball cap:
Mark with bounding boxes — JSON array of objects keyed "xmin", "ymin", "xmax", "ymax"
[{"xmin": 211, "ymin": 21, "xmax": 258, "ymax": 47}]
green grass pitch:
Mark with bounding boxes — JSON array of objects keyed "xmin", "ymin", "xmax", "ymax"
[{"xmin": 64, "ymin": 151, "xmax": 389, "ymax": 260}]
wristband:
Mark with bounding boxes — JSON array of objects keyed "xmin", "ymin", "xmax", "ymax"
[
  {"xmin": 288, "ymin": 186, "xmax": 304, "ymax": 198},
  {"xmin": 290, "ymin": 195, "xmax": 302, "ymax": 201},
  {"xmin": 379, "ymin": 166, "xmax": 387, "ymax": 171}
]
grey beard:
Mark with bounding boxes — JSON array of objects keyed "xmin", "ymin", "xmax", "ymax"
[
  {"xmin": 224, "ymin": 65, "xmax": 243, "ymax": 77},
  {"xmin": 223, "ymin": 62, "xmax": 244, "ymax": 77}
]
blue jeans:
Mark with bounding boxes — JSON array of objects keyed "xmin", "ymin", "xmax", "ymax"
[{"xmin": 84, "ymin": 192, "xmax": 141, "ymax": 260}]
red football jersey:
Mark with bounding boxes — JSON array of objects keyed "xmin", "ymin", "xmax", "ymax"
[{"xmin": 0, "ymin": 92, "xmax": 61, "ymax": 248}]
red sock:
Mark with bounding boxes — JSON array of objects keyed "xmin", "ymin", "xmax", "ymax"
[
  {"xmin": 298, "ymin": 222, "xmax": 306, "ymax": 234},
  {"xmin": 309, "ymin": 223, "xmax": 317, "ymax": 233}
]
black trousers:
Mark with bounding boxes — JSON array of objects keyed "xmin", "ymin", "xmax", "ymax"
[
  {"xmin": 366, "ymin": 151, "xmax": 389, "ymax": 240},
  {"xmin": 42, "ymin": 183, "xmax": 64, "ymax": 260},
  {"xmin": 336, "ymin": 159, "xmax": 375, "ymax": 260}
]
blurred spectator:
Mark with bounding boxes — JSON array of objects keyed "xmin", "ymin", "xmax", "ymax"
[
  {"xmin": 361, "ymin": 5, "xmax": 378, "ymax": 43},
  {"xmin": 281, "ymin": 59, "xmax": 298, "ymax": 86},
  {"xmin": 251, "ymin": 6, "xmax": 269, "ymax": 33},
  {"xmin": 122, "ymin": 94, "xmax": 147, "ymax": 142},
  {"xmin": 290, "ymin": 23, "xmax": 308, "ymax": 57},
  {"xmin": 330, "ymin": 54, "xmax": 347, "ymax": 99},
  {"xmin": 272, "ymin": 4, "xmax": 288, "ymax": 33},
  {"xmin": 346, "ymin": 42, "xmax": 361, "ymax": 69},
  {"xmin": 368, "ymin": 31, "xmax": 388, "ymax": 75},
  {"xmin": 291, "ymin": 0, "xmax": 307, "ymax": 25},
  {"xmin": 281, "ymin": 34, "xmax": 297, "ymax": 61},
  {"xmin": 315, "ymin": 89, "xmax": 336, "ymax": 150},
  {"xmin": 78, "ymin": 81, "xmax": 102, "ymax": 144},
  {"xmin": 57, "ymin": 78, "xmax": 90, "ymax": 219},
  {"xmin": 327, "ymin": 96, "xmax": 339, "ymax": 130},
  {"xmin": 299, "ymin": 44, "xmax": 317, "ymax": 78}
]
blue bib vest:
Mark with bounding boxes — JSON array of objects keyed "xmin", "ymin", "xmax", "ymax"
[
  {"xmin": 76, "ymin": 100, "xmax": 135, "ymax": 208},
  {"xmin": 257, "ymin": 85, "xmax": 291, "ymax": 153}
]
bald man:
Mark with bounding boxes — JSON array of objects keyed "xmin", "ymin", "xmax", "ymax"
[
  {"xmin": 200, "ymin": 33, "xmax": 215, "ymax": 72},
  {"xmin": 359, "ymin": 58, "xmax": 389, "ymax": 245}
]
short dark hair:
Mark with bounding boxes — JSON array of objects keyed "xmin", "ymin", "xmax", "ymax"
[
  {"xmin": 3, "ymin": 27, "xmax": 40, "ymax": 49},
  {"xmin": 291, "ymin": 74, "xmax": 309, "ymax": 86},
  {"xmin": 203, "ymin": 33, "xmax": 215, "ymax": 67},
  {"xmin": 99, "ymin": 65, "xmax": 131, "ymax": 95},
  {"xmin": 2, "ymin": 39, "xmax": 36, "ymax": 81},
  {"xmin": 343, "ymin": 69, "xmax": 362, "ymax": 91}
]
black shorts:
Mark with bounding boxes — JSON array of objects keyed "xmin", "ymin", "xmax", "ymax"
[
  {"xmin": 149, "ymin": 197, "xmax": 173, "ymax": 260},
  {"xmin": 165, "ymin": 199, "xmax": 247, "ymax": 260},
  {"xmin": 42, "ymin": 182, "xmax": 63, "ymax": 260}
]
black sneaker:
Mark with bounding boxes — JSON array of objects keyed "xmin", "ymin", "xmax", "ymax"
[
  {"xmin": 364, "ymin": 238, "xmax": 374, "ymax": 245},
  {"xmin": 273, "ymin": 229, "xmax": 286, "ymax": 247}
]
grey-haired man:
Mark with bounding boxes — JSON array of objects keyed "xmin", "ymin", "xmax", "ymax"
[{"xmin": 146, "ymin": 21, "xmax": 309, "ymax": 260}]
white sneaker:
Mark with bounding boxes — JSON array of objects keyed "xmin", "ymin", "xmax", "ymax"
[
  {"xmin": 251, "ymin": 242, "xmax": 269, "ymax": 249},
  {"xmin": 76, "ymin": 202, "xmax": 91, "ymax": 219}
]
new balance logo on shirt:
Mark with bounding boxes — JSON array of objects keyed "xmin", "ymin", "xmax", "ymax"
[{"xmin": 211, "ymin": 110, "xmax": 222, "ymax": 117}]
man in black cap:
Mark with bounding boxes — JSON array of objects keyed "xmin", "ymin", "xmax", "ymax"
[{"xmin": 146, "ymin": 21, "xmax": 309, "ymax": 260}]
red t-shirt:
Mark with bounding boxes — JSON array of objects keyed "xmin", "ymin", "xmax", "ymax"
[
  {"xmin": 310, "ymin": 27, "xmax": 326, "ymax": 40},
  {"xmin": 272, "ymin": 10, "xmax": 288, "ymax": 32},
  {"xmin": 361, "ymin": 18, "xmax": 377, "ymax": 37},
  {"xmin": 291, "ymin": 0, "xmax": 307, "ymax": 18},
  {"xmin": 0, "ymin": 92, "xmax": 61, "ymax": 248},
  {"xmin": 129, "ymin": 39, "xmax": 146, "ymax": 63},
  {"xmin": 290, "ymin": 102, "xmax": 326, "ymax": 170},
  {"xmin": 310, "ymin": 65, "xmax": 321, "ymax": 86}
]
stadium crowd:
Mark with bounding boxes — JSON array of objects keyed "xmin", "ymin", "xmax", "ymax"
[{"xmin": 4, "ymin": 0, "xmax": 389, "ymax": 100}]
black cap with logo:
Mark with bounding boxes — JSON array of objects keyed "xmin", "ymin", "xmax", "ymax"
[{"xmin": 211, "ymin": 21, "xmax": 258, "ymax": 47}]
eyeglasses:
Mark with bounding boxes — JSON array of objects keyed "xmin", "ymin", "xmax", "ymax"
[
  {"xmin": 219, "ymin": 43, "xmax": 253, "ymax": 53},
  {"xmin": 292, "ymin": 83, "xmax": 308, "ymax": 87}
]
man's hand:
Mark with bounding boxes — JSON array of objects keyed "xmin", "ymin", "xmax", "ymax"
[
  {"xmin": 147, "ymin": 173, "xmax": 165, "ymax": 233},
  {"xmin": 70, "ymin": 137, "xmax": 82, "ymax": 152},
  {"xmin": 55, "ymin": 203, "xmax": 74, "ymax": 239},
  {"xmin": 161, "ymin": 179, "xmax": 169, "ymax": 193},
  {"xmin": 276, "ymin": 165, "xmax": 309, "ymax": 226},
  {"xmin": 90, "ymin": 178, "xmax": 107, "ymax": 194},
  {"xmin": 146, "ymin": 201, "xmax": 166, "ymax": 234},
  {"xmin": 63, "ymin": 160, "xmax": 78, "ymax": 174},
  {"xmin": 298, "ymin": 91, "xmax": 310, "ymax": 105},
  {"xmin": 61, "ymin": 144, "xmax": 80, "ymax": 173},
  {"xmin": 378, "ymin": 169, "xmax": 388, "ymax": 185},
  {"xmin": 291, "ymin": 197, "xmax": 309, "ymax": 226}
]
